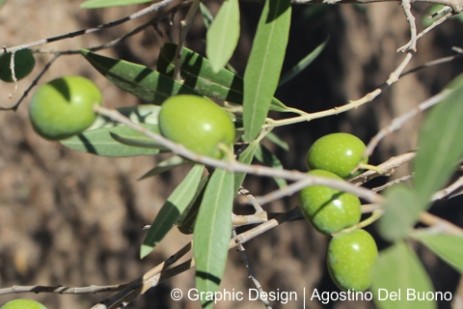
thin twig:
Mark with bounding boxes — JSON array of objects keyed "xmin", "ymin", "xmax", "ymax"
[
  {"xmin": 365, "ymin": 91, "xmax": 449, "ymax": 157},
  {"xmin": 400, "ymin": 0, "xmax": 418, "ymax": 52},
  {"xmin": 91, "ymin": 243, "xmax": 192, "ymax": 309},
  {"xmin": 233, "ymin": 230, "xmax": 272, "ymax": 309},
  {"xmin": 1, "ymin": 0, "xmax": 182, "ymax": 55},
  {"xmin": 0, "ymin": 284, "xmax": 128, "ymax": 296},
  {"xmin": 267, "ymin": 52, "xmax": 414, "ymax": 128},
  {"xmin": 397, "ymin": 8, "xmax": 454, "ymax": 52},
  {"xmin": 400, "ymin": 50, "xmax": 463, "ymax": 78},
  {"xmin": 432, "ymin": 176, "xmax": 463, "ymax": 201},
  {"xmin": 350, "ymin": 152, "xmax": 416, "ymax": 185},
  {"xmin": 174, "ymin": 0, "xmax": 201, "ymax": 79},
  {"xmin": 291, "ymin": 0, "xmax": 463, "ymax": 12}
]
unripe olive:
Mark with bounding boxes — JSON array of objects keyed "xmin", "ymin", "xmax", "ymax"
[
  {"xmin": 0, "ymin": 49, "xmax": 35, "ymax": 82},
  {"xmin": 299, "ymin": 169, "xmax": 361, "ymax": 235},
  {"xmin": 158, "ymin": 95, "xmax": 235, "ymax": 158},
  {"xmin": 1, "ymin": 299, "xmax": 47, "ymax": 309},
  {"xmin": 327, "ymin": 229, "xmax": 378, "ymax": 291},
  {"xmin": 29, "ymin": 76, "xmax": 102, "ymax": 140},
  {"xmin": 307, "ymin": 133, "xmax": 367, "ymax": 178}
]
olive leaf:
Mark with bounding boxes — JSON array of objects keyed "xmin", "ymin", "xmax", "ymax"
[
  {"xmin": 372, "ymin": 241, "xmax": 435, "ymax": 309},
  {"xmin": 242, "ymin": 0, "xmax": 292, "ymax": 141},
  {"xmin": 206, "ymin": 0, "xmax": 240, "ymax": 72},
  {"xmin": 140, "ymin": 164, "xmax": 207, "ymax": 258},
  {"xmin": 81, "ymin": 49, "xmax": 197, "ymax": 103},
  {"xmin": 413, "ymin": 232, "xmax": 463, "ymax": 273},
  {"xmin": 157, "ymin": 43, "xmax": 292, "ymax": 112},
  {"xmin": 377, "ymin": 75, "xmax": 463, "ymax": 242},
  {"xmin": 61, "ymin": 105, "xmax": 165, "ymax": 157},
  {"xmin": 194, "ymin": 168, "xmax": 234, "ymax": 308}
]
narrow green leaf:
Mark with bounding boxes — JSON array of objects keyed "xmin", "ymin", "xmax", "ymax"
[
  {"xmin": 206, "ymin": 0, "xmax": 240, "ymax": 72},
  {"xmin": 194, "ymin": 168, "xmax": 234, "ymax": 308},
  {"xmin": 81, "ymin": 49, "xmax": 196, "ymax": 103},
  {"xmin": 61, "ymin": 105, "xmax": 164, "ymax": 157},
  {"xmin": 379, "ymin": 77, "xmax": 463, "ymax": 241},
  {"xmin": 278, "ymin": 38, "xmax": 327, "ymax": 87},
  {"xmin": 138, "ymin": 155, "xmax": 188, "ymax": 180},
  {"xmin": 81, "ymin": 0, "xmax": 152, "ymax": 9},
  {"xmin": 140, "ymin": 164, "xmax": 206, "ymax": 258},
  {"xmin": 243, "ymin": 0, "xmax": 292, "ymax": 141},
  {"xmin": 413, "ymin": 78, "xmax": 463, "ymax": 206},
  {"xmin": 255, "ymin": 144, "xmax": 287, "ymax": 188},
  {"xmin": 234, "ymin": 141, "xmax": 259, "ymax": 192},
  {"xmin": 414, "ymin": 232, "xmax": 463, "ymax": 273},
  {"xmin": 372, "ymin": 241, "xmax": 436, "ymax": 309},
  {"xmin": 157, "ymin": 43, "xmax": 291, "ymax": 112},
  {"xmin": 377, "ymin": 185, "xmax": 420, "ymax": 242},
  {"xmin": 199, "ymin": 2, "xmax": 214, "ymax": 28},
  {"xmin": 265, "ymin": 131, "xmax": 289, "ymax": 151}
]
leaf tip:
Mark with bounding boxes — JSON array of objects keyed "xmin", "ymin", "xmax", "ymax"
[{"xmin": 140, "ymin": 244, "xmax": 153, "ymax": 259}]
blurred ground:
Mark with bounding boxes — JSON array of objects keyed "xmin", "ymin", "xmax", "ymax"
[{"xmin": 0, "ymin": 1, "xmax": 462, "ymax": 308}]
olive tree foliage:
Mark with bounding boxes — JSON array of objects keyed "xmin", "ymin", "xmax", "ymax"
[{"xmin": 1, "ymin": 0, "xmax": 463, "ymax": 308}]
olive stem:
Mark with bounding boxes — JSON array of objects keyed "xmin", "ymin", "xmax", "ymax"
[
  {"xmin": 174, "ymin": 0, "xmax": 201, "ymax": 80},
  {"xmin": 357, "ymin": 163, "xmax": 385, "ymax": 175}
]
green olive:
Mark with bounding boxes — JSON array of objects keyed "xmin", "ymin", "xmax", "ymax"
[
  {"xmin": 307, "ymin": 133, "xmax": 367, "ymax": 178},
  {"xmin": 1, "ymin": 299, "xmax": 47, "ymax": 309},
  {"xmin": 29, "ymin": 76, "xmax": 102, "ymax": 140},
  {"xmin": 299, "ymin": 169, "xmax": 361, "ymax": 235},
  {"xmin": 158, "ymin": 95, "xmax": 235, "ymax": 158},
  {"xmin": 0, "ymin": 49, "xmax": 36, "ymax": 82},
  {"xmin": 327, "ymin": 229, "xmax": 378, "ymax": 291}
]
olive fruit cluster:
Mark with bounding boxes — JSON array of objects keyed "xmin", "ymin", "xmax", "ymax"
[
  {"xmin": 158, "ymin": 94, "xmax": 235, "ymax": 159},
  {"xmin": 0, "ymin": 49, "xmax": 35, "ymax": 82},
  {"xmin": 1, "ymin": 299, "xmax": 47, "ymax": 309},
  {"xmin": 299, "ymin": 133, "xmax": 367, "ymax": 234},
  {"xmin": 299, "ymin": 133, "xmax": 377, "ymax": 291},
  {"xmin": 29, "ymin": 76, "xmax": 102, "ymax": 140}
]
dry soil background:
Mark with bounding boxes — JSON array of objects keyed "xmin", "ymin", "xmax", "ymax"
[{"xmin": 0, "ymin": 1, "xmax": 462, "ymax": 309}]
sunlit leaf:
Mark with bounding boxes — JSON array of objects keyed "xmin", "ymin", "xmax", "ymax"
[
  {"xmin": 140, "ymin": 164, "xmax": 206, "ymax": 258},
  {"xmin": 206, "ymin": 0, "xmax": 240, "ymax": 72},
  {"xmin": 372, "ymin": 241, "xmax": 435, "ymax": 309},
  {"xmin": 157, "ymin": 43, "xmax": 291, "ymax": 112},
  {"xmin": 414, "ymin": 232, "xmax": 463, "ymax": 273},
  {"xmin": 243, "ymin": 0, "xmax": 291, "ymax": 141},
  {"xmin": 377, "ymin": 185, "xmax": 419, "ymax": 242},
  {"xmin": 61, "ymin": 105, "xmax": 164, "ymax": 157},
  {"xmin": 194, "ymin": 168, "xmax": 234, "ymax": 308},
  {"xmin": 81, "ymin": 49, "xmax": 197, "ymax": 103},
  {"xmin": 379, "ymin": 76, "xmax": 463, "ymax": 241},
  {"xmin": 413, "ymin": 77, "xmax": 463, "ymax": 205}
]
